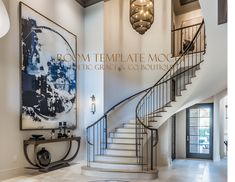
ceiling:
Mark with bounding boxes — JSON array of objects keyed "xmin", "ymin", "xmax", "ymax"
[
  {"xmin": 76, "ymin": 0, "xmax": 200, "ymax": 13},
  {"xmin": 173, "ymin": 0, "xmax": 201, "ymax": 15},
  {"xmin": 75, "ymin": 0, "xmax": 103, "ymax": 8}
]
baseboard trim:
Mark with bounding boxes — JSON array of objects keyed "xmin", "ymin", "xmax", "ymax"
[
  {"xmin": 157, "ymin": 156, "xmax": 172, "ymax": 167},
  {"xmin": 0, "ymin": 168, "xmax": 27, "ymax": 181},
  {"xmin": 0, "ymin": 161, "xmax": 86, "ymax": 181}
]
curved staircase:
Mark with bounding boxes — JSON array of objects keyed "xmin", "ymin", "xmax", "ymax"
[
  {"xmin": 82, "ymin": 119, "xmax": 158, "ymax": 179},
  {"xmin": 82, "ymin": 21, "xmax": 206, "ymax": 180}
]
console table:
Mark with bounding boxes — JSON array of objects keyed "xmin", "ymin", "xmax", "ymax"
[{"xmin": 23, "ymin": 137, "xmax": 81, "ymax": 172}]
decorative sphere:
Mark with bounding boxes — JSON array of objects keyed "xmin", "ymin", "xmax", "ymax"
[{"xmin": 37, "ymin": 147, "xmax": 51, "ymax": 166}]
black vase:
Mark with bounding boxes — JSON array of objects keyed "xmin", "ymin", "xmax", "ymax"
[{"xmin": 37, "ymin": 147, "xmax": 51, "ymax": 167}]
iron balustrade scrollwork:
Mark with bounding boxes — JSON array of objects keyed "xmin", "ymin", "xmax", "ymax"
[{"xmin": 135, "ymin": 20, "xmax": 205, "ymax": 171}]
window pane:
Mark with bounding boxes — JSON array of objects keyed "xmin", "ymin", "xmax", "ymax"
[
  {"xmin": 190, "ymin": 127, "xmax": 199, "ymax": 135},
  {"xmin": 199, "ymin": 127, "xmax": 210, "ymax": 136},
  {"xmin": 199, "ymin": 144, "xmax": 209, "ymax": 154},
  {"xmin": 190, "ymin": 144, "xmax": 199, "ymax": 153},
  {"xmin": 190, "ymin": 117, "xmax": 200, "ymax": 126},
  {"xmin": 200, "ymin": 118, "xmax": 210, "ymax": 127},
  {"xmin": 190, "ymin": 136, "xmax": 199, "ymax": 144},
  {"xmin": 190, "ymin": 109, "xmax": 199, "ymax": 117},
  {"xmin": 200, "ymin": 108, "xmax": 210, "ymax": 117}
]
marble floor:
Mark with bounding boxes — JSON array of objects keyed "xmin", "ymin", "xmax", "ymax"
[{"xmin": 2, "ymin": 159, "xmax": 227, "ymax": 182}]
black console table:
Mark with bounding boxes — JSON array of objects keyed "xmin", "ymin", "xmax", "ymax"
[{"xmin": 23, "ymin": 137, "xmax": 81, "ymax": 172}]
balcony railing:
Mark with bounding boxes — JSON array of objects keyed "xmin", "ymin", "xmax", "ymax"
[{"xmin": 172, "ymin": 23, "xmax": 206, "ymax": 57}]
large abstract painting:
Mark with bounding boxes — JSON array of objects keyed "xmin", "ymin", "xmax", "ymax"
[{"xmin": 20, "ymin": 3, "xmax": 77, "ymax": 130}]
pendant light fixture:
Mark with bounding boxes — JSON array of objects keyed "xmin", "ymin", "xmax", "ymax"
[
  {"xmin": 130, "ymin": 0, "xmax": 154, "ymax": 35},
  {"xmin": 0, "ymin": 0, "xmax": 10, "ymax": 38}
]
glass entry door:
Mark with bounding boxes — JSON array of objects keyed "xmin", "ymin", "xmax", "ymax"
[{"xmin": 186, "ymin": 103, "xmax": 213, "ymax": 159}]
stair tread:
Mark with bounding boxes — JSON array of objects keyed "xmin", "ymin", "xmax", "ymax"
[
  {"xmin": 96, "ymin": 154, "xmax": 142, "ymax": 158},
  {"xmin": 82, "ymin": 166, "xmax": 158, "ymax": 174},
  {"xmin": 92, "ymin": 161, "xmax": 141, "ymax": 165},
  {"xmin": 108, "ymin": 143, "xmax": 140, "ymax": 145},
  {"xmin": 110, "ymin": 132, "xmax": 146, "ymax": 135},
  {"xmin": 110, "ymin": 137, "xmax": 143, "ymax": 139},
  {"xmin": 108, "ymin": 142, "xmax": 140, "ymax": 145},
  {"xmin": 110, "ymin": 132, "xmax": 136, "ymax": 134},
  {"xmin": 116, "ymin": 127, "xmax": 135, "ymax": 129},
  {"xmin": 106, "ymin": 148, "xmax": 137, "ymax": 151},
  {"xmin": 152, "ymin": 110, "xmax": 167, "ymax": 114},
  {"xmin": 118, "ymin": 127, "xmax": 136, "ymax": 129}
]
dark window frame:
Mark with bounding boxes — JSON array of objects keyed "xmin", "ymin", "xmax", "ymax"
[{"xmin": 186, "ymin": 103, "xmax": 214, "ymax": 160}]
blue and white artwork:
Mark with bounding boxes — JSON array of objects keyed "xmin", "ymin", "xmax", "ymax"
[{"xmin": 20, "ymin": 3, "xmax": 77, "ymax": 130}]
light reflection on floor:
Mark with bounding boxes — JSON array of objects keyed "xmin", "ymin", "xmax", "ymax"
[{"xmin": 2, "ymin": 159, "xmax": 227, "ymax": 182}]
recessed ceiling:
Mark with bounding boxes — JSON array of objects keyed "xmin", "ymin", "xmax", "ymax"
[
  {"xmin": 75, "ymin": 0, "xmax": 103, "ymax": 8},
  {"xmin": 173, "ymin": 0, "xmax": 201, "ymax": 15}
]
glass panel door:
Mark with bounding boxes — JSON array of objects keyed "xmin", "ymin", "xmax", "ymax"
[{"xmin": 186, "ymin": 103, "xmax": 213, "ymax": 159}]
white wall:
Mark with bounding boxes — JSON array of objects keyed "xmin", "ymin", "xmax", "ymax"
[
  {"xmin": 0, "ymin": 0, "xmax": 85, "ymax": 180},
  {"xmin": 157, "ymin": 118, "xmax": 172, "ymax": 166},
  {"xmin": 83, "ymin": 2, "xmax": 104, "ymax": 127},
  {"xmin": 175, "ymin": 109, "xmax": 186, "ymax": 159},
  {"xmin": 140, "ymin": 0, "xmax": 172, "ymax": 88},
  {"xmin": 220, "ymin": 96, "xmax": 227, "ymax": 157},
  {"xmin": 213, "ymin": 89, "xmax": 227, "ymax": 161},
  {"xmin": 103, "ymin": 0, "xmax": 172, "ymax": 127},
  {"xmin": 104, "ymin": 0, "xmax": 142, "ymax": 111}
]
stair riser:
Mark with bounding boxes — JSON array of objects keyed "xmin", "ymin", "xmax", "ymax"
[
  {"xmin": 105, "ymin": 149, "xmax": 136, "ymax": 156},
  {"xmin": 123, "ymin": 124, "xmax": 136, "ymax": 128},
  {"xmin": 110, "ymin": 133, "xmax": 136, "ymax": 138},
  {"xmin": 116, "ymin": 128, "xmax": 136, "ymax": 133},
  {"xmin": 81, "ymin": 167, "xmax": 158, "ymax": 180},
  {"xmin": 129, "ymin": 120, "xmax": 136, "ymax": 124},
  {"xmin": 90, "ymin": 162, "xmax": 141, "ymax": 170},
  {"xmin": 108, "ymin": 138, "xmax": 136, "ymax": 144},
  {"xmin": 95, "ymin": 156, "xmax": 138, "ymax": 163},
  {"xmin": 108, "ymin": 143, "xmax": 136, "ymax": 150}
]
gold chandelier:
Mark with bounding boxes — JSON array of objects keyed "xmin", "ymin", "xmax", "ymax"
[{"xmin": 130, "ymin": 0, "xmax": 154, "ymax": 35}]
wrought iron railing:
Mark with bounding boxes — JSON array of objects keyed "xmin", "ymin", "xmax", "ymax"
[
  {"xmin": 172, "ymin": 22, "xmax": 206, "ymax": 57},
  {"xmin": 135, "ymin": 20, "xmax": 205, "ymax": 171},
  {"xmin": 86, "ymin": 87, "xmax": 151, "ymax": 167}
]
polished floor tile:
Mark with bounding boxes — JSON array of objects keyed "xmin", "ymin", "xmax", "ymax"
[{"xmin": 2, "ymin": 159, "xmax": 227, "ymax": 182}]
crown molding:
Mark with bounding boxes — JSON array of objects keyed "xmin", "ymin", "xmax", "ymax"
[{"xmin": 75, "ymin": 0, "xmax": 103, "ymax": 8}]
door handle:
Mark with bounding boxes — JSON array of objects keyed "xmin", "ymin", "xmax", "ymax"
[{"xmin": 187, "ymin": 136, "xmax": 189, "ymax": 141}]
